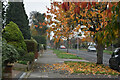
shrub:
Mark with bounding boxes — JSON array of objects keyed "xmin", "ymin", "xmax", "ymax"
[
  {"xmin": 8, "ymin": 41, "xmax": 26, "ymax": 56},
  {"xmin": 19, "ymin": 52, "xmax": 34, "ymax": 62},
  {"xmin": 2, "ymin": 21, "xmax": 27, "ymax": 56},
  {"xmin": 44, "ymin": 44, "xmax": 46, "ymax": 50},
  {"xmin": 17, "ymin": 61, "xmax": 28, "ymax": 65},
  {"xmin": 39, "ymin": 44, "xmax": 46, "ymax": 50},
  {"xmin": 2, "ymin": 39, "xmax": 19, "ymax": 66},
  {"xmin": 32, "ymin": 35, "xmax": 46, "ymax": 45},
  {"xmin": 39, "ymin": 44, "xmax": 44, "ymax": 50},
  {"xmin": 6, "ymin": 2, "xmax": 31, "ymax": 39},
  {"xmin": 32, "ymin": 35, "xmax": 46, "ymax": 50},
  {"xmin": 24, "ymin": 38, "xmax": 38, "ymax": 53},
  {"xmin": 37, "ymin": 43, "xmax": 40, "ymax": 51}
]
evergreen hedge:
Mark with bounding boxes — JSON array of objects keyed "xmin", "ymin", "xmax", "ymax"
[
  {"xmin": 6, "ymin": 2, "xmax": 31, "ymax": 39},
  {"xmin": 24, "ymin": 38, "xmax": 38, "ymax": 53},
  {"xmin": 2, "ymin": 38, "xmax": 19, "ymax": 66},
  {"xmin": 32, "ymin": 35, "xmax": 46, "ymax": 45},
  {"xmin": 2, "ymin": 21, "xmax": 27, "ymax": 56},
  {"xmin": 32, "ymin": 35, "xmax": 46, "ymax": 50}
]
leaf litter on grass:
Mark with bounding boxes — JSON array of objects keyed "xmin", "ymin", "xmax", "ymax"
[
  {"xmin": 51, "ymin": 63, "xmax": 119, "ymax": 75},
  {"xmin": 35, "ymin": 61, "xmax": 120, "ymax": 76}
]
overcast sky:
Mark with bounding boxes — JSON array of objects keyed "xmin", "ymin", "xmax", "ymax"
[
  {"xmin": 23, "ymin": 0, "xmax": 51, "ymax": 18},
  {"xmin": 23, "ymin": 0, "xmax": 62, "ymax": 18}
]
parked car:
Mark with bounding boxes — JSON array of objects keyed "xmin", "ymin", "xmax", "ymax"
[
  {"xmin": 88, "ymin": 46, "xmax": 96, "ymax": 52},
  {"xmin": 60, "ymin": 45, "xmax": 66, "ymax": 49},
  {"xmin": 109, "ymin": 48, "xmax": 120, "ymax": 71}
]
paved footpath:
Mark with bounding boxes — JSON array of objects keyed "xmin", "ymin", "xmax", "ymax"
[{"xmin": 28, "ymin": 49, "xmax": 119, "ymax": 78}]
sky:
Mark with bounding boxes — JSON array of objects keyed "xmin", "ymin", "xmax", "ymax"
[
  {"xmin": 23, "ymin": 0, "xmax": 85, "ymax": 40},
  {"xmin": 23, "ymin": 0, "xmax": 51, "ymax": 18},
  {"xmin": 5, "ymin": 0, "xmax": 85, "ymax": 39},
  {"xmin": 23, "ymin": 0, "xmax": 55, "ymax": 40},
  {"xmin": 23, "ymin": 0, "xmax": 62, "ymax": 18}
]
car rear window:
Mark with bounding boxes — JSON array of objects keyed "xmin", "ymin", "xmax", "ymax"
[{"xmin": 90, "ymin": 46, "xmax": 95, "ymax": 48}]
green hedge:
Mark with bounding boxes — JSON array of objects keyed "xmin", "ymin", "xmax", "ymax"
[
  {"xmin": 32, "ymin": 35, "xmax": 46, "ymax": 50},
  {"xmin": 24, "ymin": 38, "xmax": 38, "ymax": 53},
  {"xmin": 2, "ymin": 39, "xmax": 19, "ymax": 66},
  {"xmin": 39, "ymin": 44, "xmax": 46, "ymax": 50},
  {"xmin": 32, "ymin": 35, "xmax": 46, "ymax": 44},
  {"xmin": 2, "ymin": 21, "xmax": 27, "ymax": 56},
  {"xmin": 19, "ymin": 52, "xmax": 34, "ymax": 63}
]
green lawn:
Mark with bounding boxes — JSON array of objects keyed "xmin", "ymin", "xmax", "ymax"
[
  {"xmin": 71, "ymin": 48, "xmax": 87, "ymax": 51},
  {"xmin": 103, "ymin": 50, "xmax": 113, "ymax": 54},
  {"xmin": 53, "ymin": 49, "xmax": 83, "ymax": 59},
  {"xmin": 79, "ymin": 48, "xmax": 113, "ymax": 55},
  {"xmin": 73, "ymin": 48, "xmax": 112, "ymax": 55},
  {"xmin": 64, "ymin": 61, "xmax": 120, "ymax": 75},
  {"xmin": 79, "ymin": 48, "xmax": 87, "ymax": 51}
]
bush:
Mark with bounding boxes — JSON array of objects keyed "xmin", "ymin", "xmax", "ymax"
[
  {"xmin": 17, "ymin": 61, "xmax": 28, "ymax": 65},
  {"xmin": 32, "ymin": 35, "xmax": 46, "ymax": 50},
  {"xmin": 44, "ymin": 44, "xmax": 46, "ymax": 50},
  {"xmin": 19, "ymin": 52, "xmax": 34, "ymax": 62},
  {"xmin": 2, "ymin": 21, "xmax": 27, "ymax": 56},
  {"xmin": 39, "ymin": 44, "xmax": 44, "ymax": 50},
  {"xmin": 24, "ymin": 38, "xmax": 38, "ymax": 53},
  {"xmin": 32, "ymin": 35, "xmax": 46, "ymax": 45},
  {"xmin": 2, "ymin": 39, "xmax": 19, "ymax": 66}
]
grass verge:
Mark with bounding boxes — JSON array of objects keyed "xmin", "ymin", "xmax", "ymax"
[
  {"xmin": 53, "ymin": 49, "xmax": 83, "ymax": 59},
  {"xmin": 79, "ymin": 48, "xmax": 87, "ymax": 51},
  {"xmin": 103, "ymin": 50, "xmax": 113, "ymax": 55},
  {"xmin": 64, "ymin": 61, "xmax": 120, "ymax": 75}
]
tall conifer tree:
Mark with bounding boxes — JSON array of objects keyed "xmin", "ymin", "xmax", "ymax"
[{"xmin": 6, "ymin": 2, "xmax": 31, "ymax": 39}]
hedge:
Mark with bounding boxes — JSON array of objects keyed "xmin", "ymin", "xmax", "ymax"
[
  {"xmin": 2, "ymin": 38, "xmax": 19, "ymax": 66},
  {"xmin": 32, "ymin": 35, "xmax": 46, "ymax": 50},
  {"xmin": 19, "ymin": 52, "xmax": 34, "ymax": 63},
  {"xmin": 32, "ymin": 35, "xmax": 46, "ymax": 45},
  {"xmin": 24, "ymin": 38, "xmax": 38, "ymax": 53},
  {"xmin": 2, "ymin": 21, "xmax": 27, "ymax": 56}
]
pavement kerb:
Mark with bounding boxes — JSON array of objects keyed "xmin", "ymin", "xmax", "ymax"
[
  {"xmin": 23, "ymin": 58, "xmax": 39, "ymax": 78},
  {"xmin": 23, "ymin": 70, "xmax": 32, "ymax": 78},
  {"xmin": 17, "ymin": 60, "xmax": 36, "ymax": 79}
]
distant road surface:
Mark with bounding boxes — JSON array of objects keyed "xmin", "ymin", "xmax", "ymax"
[{"xmin": 60, "ymin": 49, "xmax": 111, "ymax": 66}]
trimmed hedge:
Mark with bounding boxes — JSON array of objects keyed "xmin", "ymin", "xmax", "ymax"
[
  {"xmin": 2, "ymin": 21, "xmax": 27, "ymax": 56},
  {"xmin": 32, "ymin": 35, "xmax": 46, "ymax": 50},
  {"xmin": 19, "ymin": 52, "xmax": 34, "ymax": 63},
  {"xmin": 24, "ymin": 38, "xmax": 38, "ymax": 53},
  {"xmin": 2, "ymin": 38, "xmax": 19, "ymax": 66},
  {"xmin": 32, "ymin": 35, "xmax": 46, "ymax": 45},
  {"xmin": 39, "ymin": 44, "xmax": 46, "ymax": 50}
]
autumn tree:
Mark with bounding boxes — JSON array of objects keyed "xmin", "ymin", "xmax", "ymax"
[
  {"xmin": 110, "ymin": 1, "xmax": 120, "ymax": 48},
  {"xmin": 47, "ymin": 1, "xmax": 119, "ymax": 64},
  {"xmin": 30, "ymin": 23, "xmax": 38, "ymax": 36},
  {"xmin": 64, "ymin": 2, "xmax": 118, "ymax": 64},
  {"xmin": 46, "ymin": 2, "xmax": 78, "ymax": 52},
  {"xmin": 30, "ymin": 11, "xmax": 47, "ymax": 36}
]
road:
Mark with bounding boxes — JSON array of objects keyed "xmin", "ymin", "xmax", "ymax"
[{"xmin": 60, "ymin": 49, "xmax": 111, "ymax": 66}]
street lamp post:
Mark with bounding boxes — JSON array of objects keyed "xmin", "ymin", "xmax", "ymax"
[
  {"xmin": 77, "ymin": 35, "xmax": 79, "ymax": 51},
  {"xmin": 77, "ymin": 32, "xmax": 79, "ymax": 54}
]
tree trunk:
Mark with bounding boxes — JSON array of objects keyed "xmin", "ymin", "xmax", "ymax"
[
  {"xmin": 96, "ymin": 43, "xmax": 104, "ymax": 64},
  {"xmin": 67, "ymin": 38, "xmax": 69, "ymax": 53}
]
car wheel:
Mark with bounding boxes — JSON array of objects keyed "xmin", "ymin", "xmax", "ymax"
[{"xmin": 117, "ymin": 65, "xmax": 120, "ymax": 72}]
